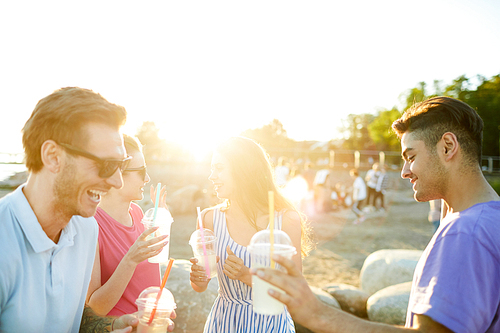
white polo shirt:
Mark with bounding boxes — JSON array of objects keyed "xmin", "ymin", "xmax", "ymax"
[{"xmin": 0, "ymin": 184, "xmax": 98, "ymax": 333}]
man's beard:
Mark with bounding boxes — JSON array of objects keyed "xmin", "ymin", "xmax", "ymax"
[{"xmin": 53, "ymin": 162, "xmax": 79, "ymax": 218}]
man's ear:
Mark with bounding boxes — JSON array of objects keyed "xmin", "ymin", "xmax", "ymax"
[
  {"xmin": 40, "ymin": 140, "xmax": 62, "ymax": 174},
  {"xmin": 440, "ymin": 132, "xmax": 459, "ymax": 162}
]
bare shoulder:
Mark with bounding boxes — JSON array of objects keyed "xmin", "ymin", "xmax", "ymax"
[
  {"xmin": 282, "ymin": 209, "xmax": 301, "ymax": 224},
  {"xmin": 281, "ymin": 210, "xmax": 302, "ymax": 233}
]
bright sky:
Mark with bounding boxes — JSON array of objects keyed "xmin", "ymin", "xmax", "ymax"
[{"xmin": 1, "ymin": 0, "xmax": 499, "ymax": 157}]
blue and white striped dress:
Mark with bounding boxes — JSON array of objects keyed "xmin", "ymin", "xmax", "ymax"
[{"xmin": 203, "ymin": 208, "xmax": 296, "ymax": 333}]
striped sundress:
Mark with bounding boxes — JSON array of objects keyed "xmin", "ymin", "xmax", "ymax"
[{"xmin": 203, "ymin": 208, "xmax": 296, "ymax": 333}]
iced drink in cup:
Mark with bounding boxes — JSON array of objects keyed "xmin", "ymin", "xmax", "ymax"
[
  {"xmin": 142, "ymin": 207, "xmax": 174, "ymax": 263},
  {"xmin": 248, "ymin": 229, "xmax": 296, "ymax": 315},
  {"xmin": 136, "ymin": 286, "xmax": 176, "ymax": 333},
  {"xmin": 189, "ymin": 229, "xmax": 218, "ymax": 279}
]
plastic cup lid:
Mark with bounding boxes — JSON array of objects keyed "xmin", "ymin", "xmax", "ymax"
[
  {"xmin": 142, "ymin": 207, "xmax": 173, "ymax": 223},
  {"xmin": 247, "ymin": 229, "xmax": 296, "ymax": 254},
  {"xmin": 189, "ymin": 229, "xmax": 216, "ymax": 245},
  {"xmin": 135, "ymin": 287, "xmax": 176, "ymax": 310}
]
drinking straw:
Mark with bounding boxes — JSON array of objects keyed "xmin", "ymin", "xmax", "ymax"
[
  {"xmin": 153, "ymin": 182, "xmax": 161, "ymax": 223},
  {"xmin": 268, "ymin": 191, "xmax": 275, "ymax": 269},
  {"xmin": 148, "ymin": 258, "xmax": 175, "ymax": 325},
  {"xmin": 197, "ymin": 207, "xmax": 211, "ymax": 277}
]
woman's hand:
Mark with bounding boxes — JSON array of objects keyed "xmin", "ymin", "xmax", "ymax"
[
  {"xmin": 123, "ymin": 227, "xmax": 168, "ymax": 266},
  {"xmin": 189, "ymin": 257, "xmax": 211, "ymax": 285},
  {"xmin": 150, "ymin": 185, "xmax": 168, "ymax": 209},
  {"xmin": 223, "ymin": 246, "xmax": 251, "ymax": 285}
]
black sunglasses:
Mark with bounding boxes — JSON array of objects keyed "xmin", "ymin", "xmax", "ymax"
[
  {"xmin": 58, "ymin": 142, "xmax": 132, "ymax": 178},
  {"xmin": 123, "ymin": 166, "xmax": 147, "ymax": 179}
]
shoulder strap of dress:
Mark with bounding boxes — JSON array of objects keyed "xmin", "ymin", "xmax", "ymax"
[
  {"xmin": 267, "ymin": 210, "xmax": 284, "ymax": 231},
  {"xmin": 212, "ymin": 207, "xmax": 226, "ymax": 237}
]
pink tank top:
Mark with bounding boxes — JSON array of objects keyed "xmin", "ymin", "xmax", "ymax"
[{"xmin": 95, "ymin": 203, "xmax": 161, "ymax": 316}]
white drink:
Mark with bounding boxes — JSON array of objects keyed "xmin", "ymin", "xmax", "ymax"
[
  {"xmin": 252, "ymin": 275, "xmax": 285, "ymax": 315},
  {"xmin": 147, "ymin": 224, "xmax": 170, "ymax": 263},
  {"xmin": 142, "ymin": 208, "xmax": 174, "ymax": 264},
  {"xmin": 195, "ymin": 251, "xmax": 217, "ymax": 278}
]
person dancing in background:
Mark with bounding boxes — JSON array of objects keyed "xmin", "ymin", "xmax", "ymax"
[
  {"xmin": 364, "ymin": 162, "xmax": 380, "ymax": 211},
  {"xmin": 373, "ymin": 164, "xmax": 389, "ymax": 212},
  {"xmin": 350, "ymin": 169, "xmax": 367, "ymax": 224},
  {"xmin": 190, "ymin": 136, "xmax": 313, "ymax": 333},
  {"xmin": 86, "ymin": 134, "xmax": 169, "ymax": 317}
]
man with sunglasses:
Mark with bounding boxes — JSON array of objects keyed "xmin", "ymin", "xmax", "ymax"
[{"xmin": 0, "ymin": 87, "xmax": 172, "ymax": 332}]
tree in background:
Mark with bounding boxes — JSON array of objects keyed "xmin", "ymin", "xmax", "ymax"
[
  {"xmin": 455, "ymin": 75, "xmax": 500, "ymax": 157},
  {"xmin": 340, "ymin": 73, "xmax": 500, "ymax": 156},
  {"xmin": 368, "ymin": 108, "xmax": 401, "ymax": 151},
  {"xmin": 136, "ymin": 121, "xmax": 166, "ymax": 162},
  {"xmin": 341, "ymin": 113, "xmax": 376, "ymax": 151},
  {"xmin": 136, "ymin": 121, "xmax": 193, "ymax": 164},
  {"xmin": 240, "ymin": 119, "xmax": 296, "ymax": 153}
]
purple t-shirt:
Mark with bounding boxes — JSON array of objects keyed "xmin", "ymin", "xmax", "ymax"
[{"xmin": 406, "ymin": 201, "xmax": 500, "ymax": 332}]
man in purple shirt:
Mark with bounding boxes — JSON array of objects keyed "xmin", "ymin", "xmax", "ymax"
[{"xmin": 253, "ymin": 97, "xmax": 500, "ymax": 332}]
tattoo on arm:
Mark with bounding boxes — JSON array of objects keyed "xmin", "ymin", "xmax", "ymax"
[{"xmin": 80, "ymin": 306, "xmax": 113, "ymax": 333}]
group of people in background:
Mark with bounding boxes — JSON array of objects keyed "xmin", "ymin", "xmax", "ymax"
[
  {"xmin": 271, "ymin": 155, "xmax": 393, "ymax": 224},
  {"xmin": 2, "ymin": 87, "xmax": 500, "ymax": 333}
]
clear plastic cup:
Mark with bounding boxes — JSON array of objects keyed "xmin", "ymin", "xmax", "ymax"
[
  {"xmin": 141, "ymin": 208, "xmax": 174, "ymax": 263},
  {"xmin": 135, "ymin": 286, "xmax": 176, "ymax": 333},
  {"xmin": 189, "ymin": 229, "xmax": 217, "ymax": 279},
  {"xmin": 248, "ymin": 229, "xmax": 296, "ymax": 315}
]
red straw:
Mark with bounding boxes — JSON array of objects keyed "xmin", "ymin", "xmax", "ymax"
[{"xmin": 147, "ymin": 258, "xmax": 175, "ymax": 325}]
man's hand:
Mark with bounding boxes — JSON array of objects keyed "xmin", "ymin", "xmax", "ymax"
[
  {"xmin": 111, "ymin": 314, "xmax": 138, "ymax": 332},
  {"xmin": 250, "ymin": 254, "xmax": 323, "ymax": 327},
  {"xmin": 112, "ymin": 311, "xmax": 176, "ymax": 332}
]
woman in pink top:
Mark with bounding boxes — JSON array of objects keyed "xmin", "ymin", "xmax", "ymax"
[{"xmin": 86, "ymin": 134, "xmax": 168, "ymax": 316}]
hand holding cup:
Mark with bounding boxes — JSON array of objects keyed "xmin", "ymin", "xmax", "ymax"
[
  {"xmin": 251, "ymin": 254, "xmax": 322, "ymax": 329},
  {"xmin": 189, "ymin": 257, "xmax": 210, "ymax": 284},
  {"xmin": 123, "ymin": 227, "xmax": 168, "ymax": 266}
]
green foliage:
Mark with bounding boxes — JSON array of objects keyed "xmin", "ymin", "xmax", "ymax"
[
  {"xmin": 368, "ymin": 108, "xmax": 401, "ymax": 151},
  {"xmin": 341, "ymin": 113, "xmax": 376, "ymax": 150},
  {"xmin": 488, "ymin": 177, "xmax": 500, "ymax": 195},
  {"xmin": 370, "ymin": 73, "xmax": 500, "ymax": 157},
  {"xmin": 459, "ymin": 75, "xmax": 500, "ymax": 156}
]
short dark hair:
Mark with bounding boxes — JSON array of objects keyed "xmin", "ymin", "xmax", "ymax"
[
  {"xmin": 392, "ymin": 96, "xmax": 483, "ymax": 165},
  {"xmin": 22, "ymin": 87, "xmax": 127, "ymax": 172}
]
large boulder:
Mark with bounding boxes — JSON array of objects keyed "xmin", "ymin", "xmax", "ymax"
[
  {"xmin": 309, "ymin": 286, "xmax": 341, "ymax": 309},
  {"xmin": 360, "ymin": 249, "xmax": 422, "ymax": 295},
  {"xmin": 322, "ymin": 283, "xmax": 369, "ymax": 318},
  {"xmin": 161, "ymin": 259, "xmax": 218, "ymax": 333},
  {"xmin": 367, "ymin": 281, "xmax": 412, "ymax": 326}
]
